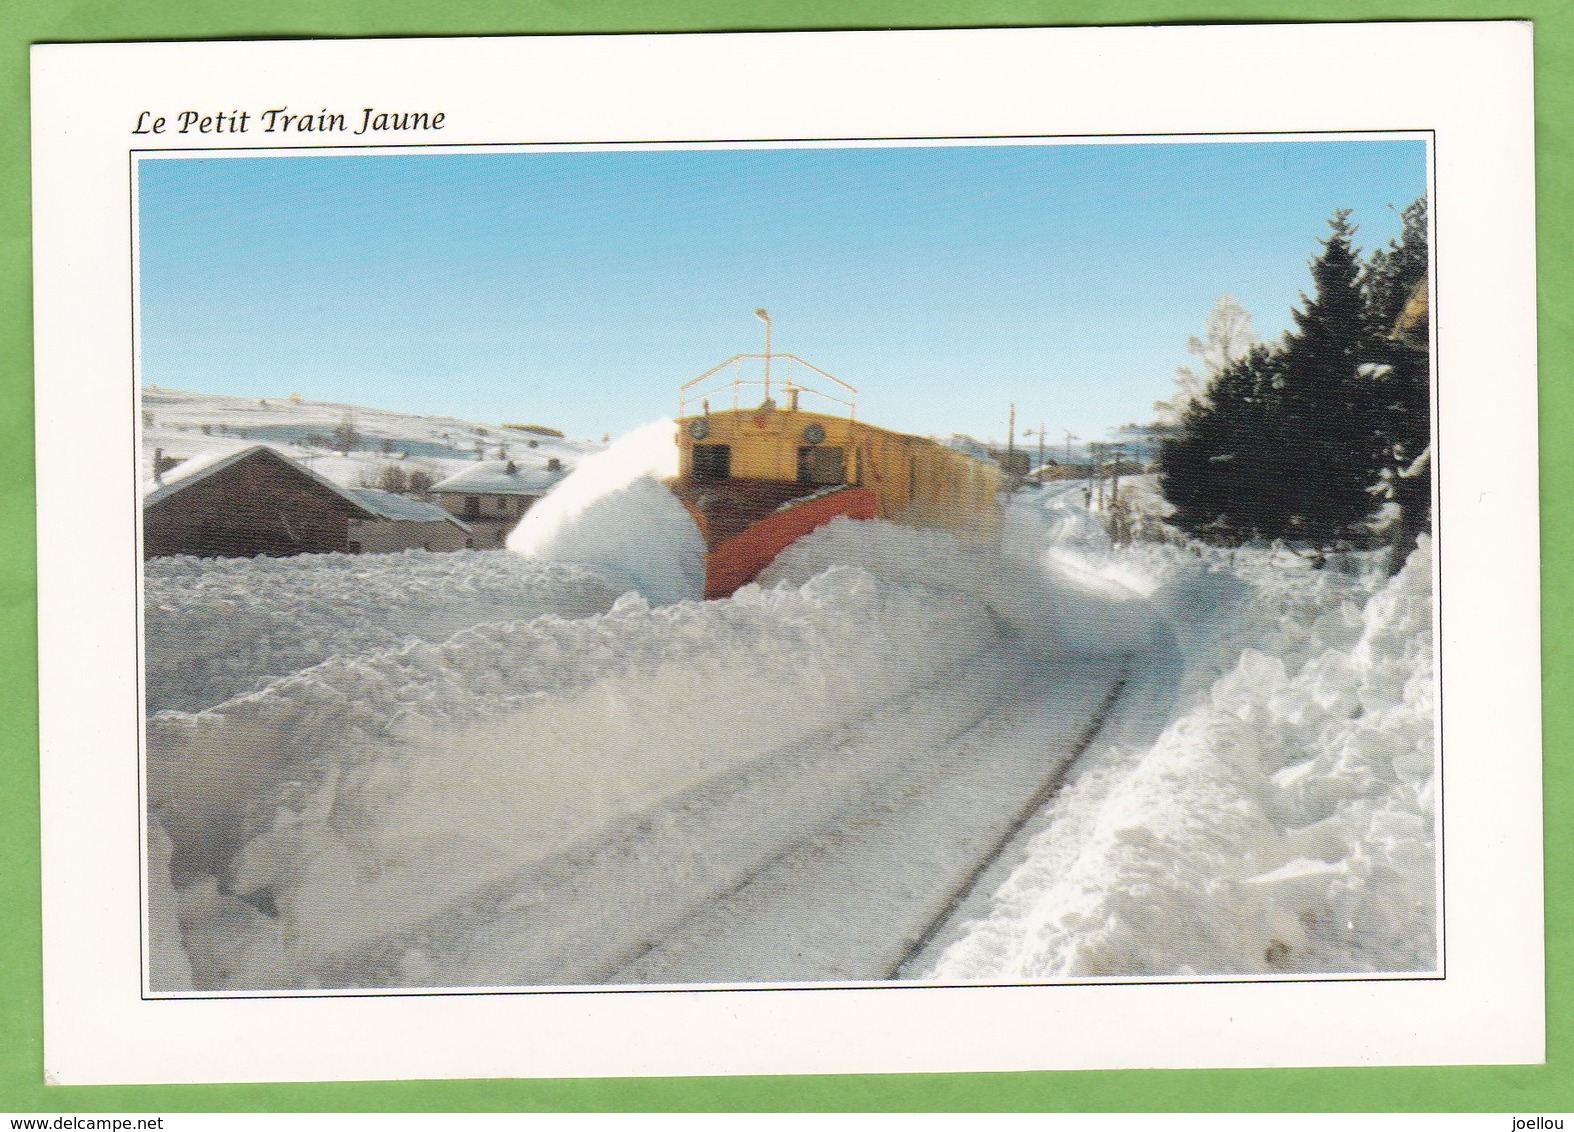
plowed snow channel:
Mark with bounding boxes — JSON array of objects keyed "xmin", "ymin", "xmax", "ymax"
[{"xmin": 146, "ymin": 478, "xmax": 1435, "ymax": 991}]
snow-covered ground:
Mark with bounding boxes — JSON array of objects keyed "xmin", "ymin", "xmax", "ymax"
[
  {"xmin": 145, "ymin": 452, "xmax": 1436, "ymax": 991},
  {"xmin": 924, "ymin": 482, "xmax": 1435, "ymax": 979},
  {"xmin": 144, "ymin": 551, "xmax": 630, "ymax": 714}
]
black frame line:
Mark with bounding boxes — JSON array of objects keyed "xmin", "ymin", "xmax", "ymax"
[
  {"xmin": 127, "ymin": 126, "xmax": 1436, "ymax": 158},
  {"xmin": 128, "ymin": 127, "xmax": 1444, "ymax": 1001},
  {"xmin": 1430, "ymin": 137, "xmax": 1445, "ymax": 981}
]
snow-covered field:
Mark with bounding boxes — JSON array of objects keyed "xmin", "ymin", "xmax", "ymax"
[
  {"xmin": 141, "ymin": 385, "xmax": 599, "ymax": 493},
  {"xmin": 145, "ymin": 443, "xmax": 1436, "ymax": 991}
]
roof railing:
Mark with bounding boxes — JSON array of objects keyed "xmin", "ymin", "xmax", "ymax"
[{"xmin": 679, "ymin": 353, "xmax": 857, "ymax": 421}]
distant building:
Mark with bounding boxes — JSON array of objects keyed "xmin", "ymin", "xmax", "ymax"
[
  {"xmin": 430, "ymin": 457, "xmax": 570, "ymax": 548},
  {"xmin": 1109, "ymin": 423, "xmax": 1164, "ymax": 464},
  {"xmin": 346, "ymin": 488, "xmax": 474, "ymax": 553},
  {"xmin": 143, "ymin": 445, "xmax": 473, "ymax": 558},
  {"xmin": 986, "ymin": 447, "xmax": 1032, "ymax": 481}
]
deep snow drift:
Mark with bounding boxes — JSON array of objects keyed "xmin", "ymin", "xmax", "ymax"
[
  {"xmin": 144, "ymin": 550, "xmax": 629, "ymax": 714},
  {"xmin": 150, "ymin": 546, "xmax": 1009, "ymax": 988},
  {"xmin": 144, "ymin": 470, "xmax": 1436, "ymax": 990},
  {"xmin": 927, "ymin": 488, "xmax": 1436, "ymax": 979}
]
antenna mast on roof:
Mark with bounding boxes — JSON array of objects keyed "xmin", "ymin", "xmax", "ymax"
[{"xmin": 755, "ymin": 308, "xmax": 771, "ymax": 402}]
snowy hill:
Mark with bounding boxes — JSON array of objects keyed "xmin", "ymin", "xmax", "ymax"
[{"xmin": 141, "ymin": 386, "xmax": 602, "ymax": 494}]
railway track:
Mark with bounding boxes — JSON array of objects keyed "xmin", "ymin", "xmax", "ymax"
[
  {"xmin": 602, "ymin": 654, "xmax": 1133, "ymax": 987},
  {"xmin": 322, "ymin": 643, "xmax": 1137, "ymax": 990},
  {"xmin": 885, "ymin": 671, "xmax": 1129, "ymax": 980}
]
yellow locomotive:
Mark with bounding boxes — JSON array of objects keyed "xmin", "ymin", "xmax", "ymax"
[{"xmin": 669, "ymin": 341, "xmax": 1003, "ymax": 597}]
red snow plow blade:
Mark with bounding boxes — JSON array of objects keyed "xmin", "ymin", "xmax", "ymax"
[{"xmin": 670, "ymin": 477, "xmax": 877, "ymax": 599}]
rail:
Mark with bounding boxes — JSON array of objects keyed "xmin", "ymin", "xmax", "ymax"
[{"xmin": 678, "ymin": 353, "xmax": 858, "ymax": 421}]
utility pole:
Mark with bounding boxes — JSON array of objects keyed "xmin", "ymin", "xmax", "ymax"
[
  {"xmin": 1020, "ymin": 425, "xmax": 1048, "ymax": 478},
  {"xmin": 1092, "ymin": 442, "xmax": 1105, "ymax": 510},
  {"xmin": 1007, "ymin": 403, "xmax": 1016, "ymax": 458},
  {"xmin": 1110, "ymin": 443, "xmax": 1123, "ymax": 507}
]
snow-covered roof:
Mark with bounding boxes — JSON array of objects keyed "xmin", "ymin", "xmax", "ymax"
[
  {"xmin": 143, "ymin": 444, "xmax": 368, "ymax": 514},
  {"xmin": 143, "ymin": 447, "xmax": 247, "ymax": 505},
  {"xmin": 144, "ymin": 446, "xmax": 471, "ymax": 532},
  {"xmin": 348, "ymin": 488, "xmax": 470, "ymax": 530},
  {"xmin": 431, "ymin": 459, "xmax": 568, "ymax": 496}
]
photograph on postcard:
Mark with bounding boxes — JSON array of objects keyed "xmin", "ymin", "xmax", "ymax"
[{"xmin": 134, "ymin": 136, "xmax": 1439, "ymax": 995}]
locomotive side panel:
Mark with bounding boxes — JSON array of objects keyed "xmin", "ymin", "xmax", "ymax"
[{"xmin": 677, "ymin": 407, "xmax": 1002, "ymax": 545}]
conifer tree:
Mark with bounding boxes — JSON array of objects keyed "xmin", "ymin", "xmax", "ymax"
[
  {"xmin": 1364, "ymin": 197, "xmax": 1431, "ymax": 567},
  {"xmin": 1159, "ymin": 344, "xmax": 1283, "ymax": 541},
  {"xmin": 332, "ymin": 413, "xmax": 361, "ymax": 456},
  {"xmin": 1160, "ymin": 210, "xmax": 1404, "ymax": 548},
  {"xmin": 1270, "ymin": 209, "xmax": 1386, "ymax": 544}
]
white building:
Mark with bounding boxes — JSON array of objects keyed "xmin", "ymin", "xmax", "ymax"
[{"xmin": 430, "ymin": 457, "xmax": 570, "ymax": 547}]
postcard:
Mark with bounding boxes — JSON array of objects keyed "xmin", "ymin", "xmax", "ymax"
[{"xmin": 31, "ymin": 23, "xmax": 1541, "ymax": 1083}]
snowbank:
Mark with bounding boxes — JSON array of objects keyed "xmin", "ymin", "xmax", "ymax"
[
  {"xmin": 152, "ymin": 561, "xmax": 1001, "ymax": 989},
  {"xmin": 147, "ymin": 821, "xmax": 195, "ymax": 991},
  {"xmin": 508, "ymin": 420, "xmax": 705, "ymax": 604},
  {"xmin": 928, "ymin": 538, "xmax": 1435, "ymax": 978},
  {"xmin": 145, "ymin": 550, "xmax": 628, "ymax": 713}
]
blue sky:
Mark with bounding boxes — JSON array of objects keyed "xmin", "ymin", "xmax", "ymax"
[{"xmin": 136, "ymin": 139, "xmax": 1427, "ymax": 444}]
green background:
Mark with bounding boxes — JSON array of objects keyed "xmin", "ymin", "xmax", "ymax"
[{"xmin": 1, "ymin": 0, "xmax": 1564, "ymax": 1114}]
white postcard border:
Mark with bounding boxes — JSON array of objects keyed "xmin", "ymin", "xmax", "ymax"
[{"xmin": 31, "ymin": 23, "xmax": 1541, "ymax": 1083}]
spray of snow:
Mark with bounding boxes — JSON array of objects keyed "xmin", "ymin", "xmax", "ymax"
[
  {"xmin": 762, "ymin": 515, "xmax": 1157, "ymax": 659},
  {"xmin": 507, "ymin": 420, "xmax": 704, "ymax": 604}
]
